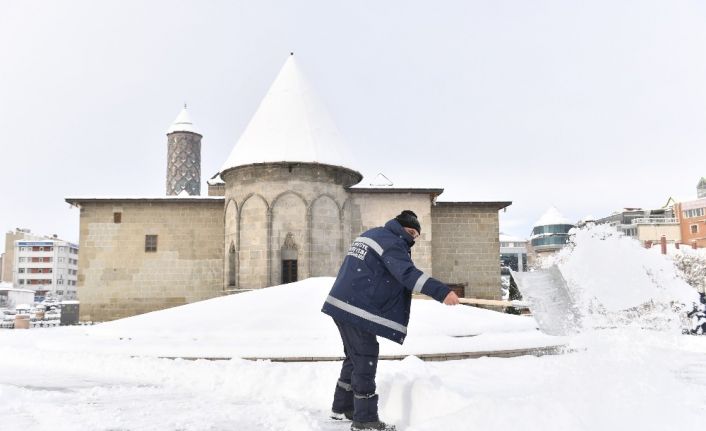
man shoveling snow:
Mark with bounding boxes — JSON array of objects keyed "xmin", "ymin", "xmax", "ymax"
[{"xmin": 322, "ymin": 210, "xmax": 460, "ymax": 430}]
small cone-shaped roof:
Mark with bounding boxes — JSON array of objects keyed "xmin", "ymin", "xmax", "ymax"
[
  {"xmin": 221, "ymin": 54, "xmax": 358, "ymax": 175},
  {"xmin": 369, "ymin": 173, "xmax": 393, "ymax": 187},
  {"xmin": 167, "ymin": 105, "xmax": 200, "ymax": 135}
]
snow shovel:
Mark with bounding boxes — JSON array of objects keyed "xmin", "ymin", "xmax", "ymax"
[{"xmin": 510, "ymin": 265, "xmax": 582, "ymax": 336}]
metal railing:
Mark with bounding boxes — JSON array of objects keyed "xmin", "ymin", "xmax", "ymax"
[{"xmin": 631, "ymin": 217, "xmax": 678, "ymax": 225}]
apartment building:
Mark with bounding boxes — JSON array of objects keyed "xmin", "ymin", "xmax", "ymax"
[
  {"xmin": 596, "ymin": 206, "xmax": 680, "ymax": 243},
  {"xmin": 13, "ymin": 239, "xmax": 79, "ymax": 300},
  {"xmin": 675, "ymin": 197, "xmax": 706, "ymax": 248}
]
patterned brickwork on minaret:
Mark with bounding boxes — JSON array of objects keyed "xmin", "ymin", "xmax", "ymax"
[{"xmin": 166, "ymin": 106, "xmax": 202, "ymax": 196}]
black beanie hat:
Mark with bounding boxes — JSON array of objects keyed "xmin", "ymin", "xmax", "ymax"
[{"xmin": 395, "ymin": 210, "xmax": 421, "ymax": 234}]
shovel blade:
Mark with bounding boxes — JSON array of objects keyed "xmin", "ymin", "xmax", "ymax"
[{"xmin": 511, "ymin": 266, "xmax": 582, "ymax": 336}]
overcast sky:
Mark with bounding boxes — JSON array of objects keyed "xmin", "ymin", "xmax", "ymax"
[{"xmin": 1, "ymin": 0, "xmax": 706, "ymax": 248}]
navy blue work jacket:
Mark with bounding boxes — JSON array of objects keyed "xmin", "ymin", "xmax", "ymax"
[{"xmin": 321, "ymin": 219, "xmax": 450, "ymax": 344}]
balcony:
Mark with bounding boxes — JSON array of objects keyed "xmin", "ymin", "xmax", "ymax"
[{"xmin": 631, "ymin": 218, "xmax": 678, "ymax": 225}]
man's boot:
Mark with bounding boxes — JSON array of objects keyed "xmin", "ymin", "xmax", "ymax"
[
  {"xmin": 331, "ymin": 380, "xmax": 354, "ymax": 420},
  {"xmin": 351, "ymin": 394, "xmax": 396, "ymax": 430},
  {"xmin": 351, "ymin": 421, "xmax": 396, "ymax": 431}
]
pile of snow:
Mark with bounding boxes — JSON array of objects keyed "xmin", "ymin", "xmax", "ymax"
[
  {"xmin": 549, "ymin": 224, "xmax": 699, "ymax": 330},
  {"xmin": 37, "ymin": 277, "xmax": 556, "ymax": 358}
]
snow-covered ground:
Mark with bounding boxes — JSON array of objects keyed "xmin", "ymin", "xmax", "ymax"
[
  {"xmin": 2, "ymin": 225, "xmax": 706, "ymax": 430},
  {"xmin": 3, "ymin": 329, "xmax": 706, "ymax": 430},
  {"xmin": 20, "ymin": 277, "xmax": 555, "ymax": 359}
]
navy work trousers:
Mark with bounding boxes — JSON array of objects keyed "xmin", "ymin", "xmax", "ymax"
[{"xmin": 331, "ymin": 319, "xmax": 380, "ymax": 422}]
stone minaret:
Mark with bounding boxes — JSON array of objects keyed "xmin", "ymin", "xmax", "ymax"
[{"xmin": 166, "ymin": 105, "xmax": 202, "ymax": 196}]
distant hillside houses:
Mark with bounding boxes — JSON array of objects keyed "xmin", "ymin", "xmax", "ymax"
[{"xmin": 594, "ymin": 177, "xmax": 706, "ymax": 249}]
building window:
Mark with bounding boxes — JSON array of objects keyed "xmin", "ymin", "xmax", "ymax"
[
  {"xmin": 18, "ymin": 268, "xmax": 25, "ymax": 273},
  {"xmin": 145, "ymin": 235, "xmax": 158, "ymax": 253},
  {"xmin": 691, "ymin": 224, "xmax": 699, "ymax": 234},
  {"xmin": 114, "ymin": 212, "xmax": 122, "ymax": 223},
  {"xmin": 19, "ymin": 257, "xmax": 25, "ymax": 262},
  {"xmin": 18, "ymin": 279, "xmax": 25, "ymax": 285},
  {"xmin": 57, "ymin": 279, "xmax": 64, "ymax": 285},
  {"xmin": 282, "ymin": 260, "xmax": 298, "ymax": 284},
  {"xmin": 684, "ymin": 208, "xmax": 705, "ymax": 219}
]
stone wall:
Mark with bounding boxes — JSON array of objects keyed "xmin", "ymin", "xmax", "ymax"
[
  {"xmin": 208, "ymin": 183, "xmax": 226, "ymax": 196},
  {"xmin": 76, "ymin": 199, "xmax": 224, "ymax": 321},
  {"xmin": 347, "ymin": 192, "xmax": 434, "ymax": 275},
  {"xmin": 636, "ymin": 224, "xmax": 681, "ymax": 243},
  {"xmin": 221, "ymin": 163, "xmax": 361, "ymax": 289},
  {"xmin": 1, "ymin": 234, "xmax": 15, "ymax": 283},
  {"xmin": 431, "ymin": 203, "xmax": 502, "ymax": 299},
  {"xmin": 270, "ymin": 192, "xmax": 307, "ymax": 285},
  {"xmin": 310, "ymin": 195, "xmax": 343, "ymax": 276}
]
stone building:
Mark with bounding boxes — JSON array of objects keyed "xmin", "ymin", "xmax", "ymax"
[{"xmin": 67, "ymin": 55, "xmax": 510, "ymax": 322}]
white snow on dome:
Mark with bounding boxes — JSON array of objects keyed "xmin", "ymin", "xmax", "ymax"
[
  {"xmin": 206, "ymin": 173, "xmax": 225, "ymax": 185},
  {"xmin": 220, "ymin": 55, "xmax": 357, "ymax": 174},
  {"xmin": 534, "ymin": 206, "xmax": 573, "ymax": 227},
  {"xmin": 167, "ymin": 106, "xmax": 199, "ymax": 135}
]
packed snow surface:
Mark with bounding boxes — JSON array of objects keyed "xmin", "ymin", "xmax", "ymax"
[
  {"xmin": 35, "ymin": 277, "xmax": 554, "ymax": 358},
  {"xmin": 2, "ymin": 225, "xmax": 706, "ymax": 430}
]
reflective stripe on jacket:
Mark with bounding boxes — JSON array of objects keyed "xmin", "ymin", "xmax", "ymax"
[{"xmin": 321, "ymin": 219, "xmax": 450, "ymax": 344}]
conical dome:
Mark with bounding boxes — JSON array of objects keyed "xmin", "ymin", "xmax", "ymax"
[
  {"xmin": 167, "ymin": 105, "xmax": 200, "ymax": 135},
  {"xmin": 220, "ymin": 55, "xmax": 358, "ymax": 176}
]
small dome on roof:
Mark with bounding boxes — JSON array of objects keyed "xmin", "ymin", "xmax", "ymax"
[{"xmin": 534, "ymin": 207, "xmax": 572, "ymax": 227}]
